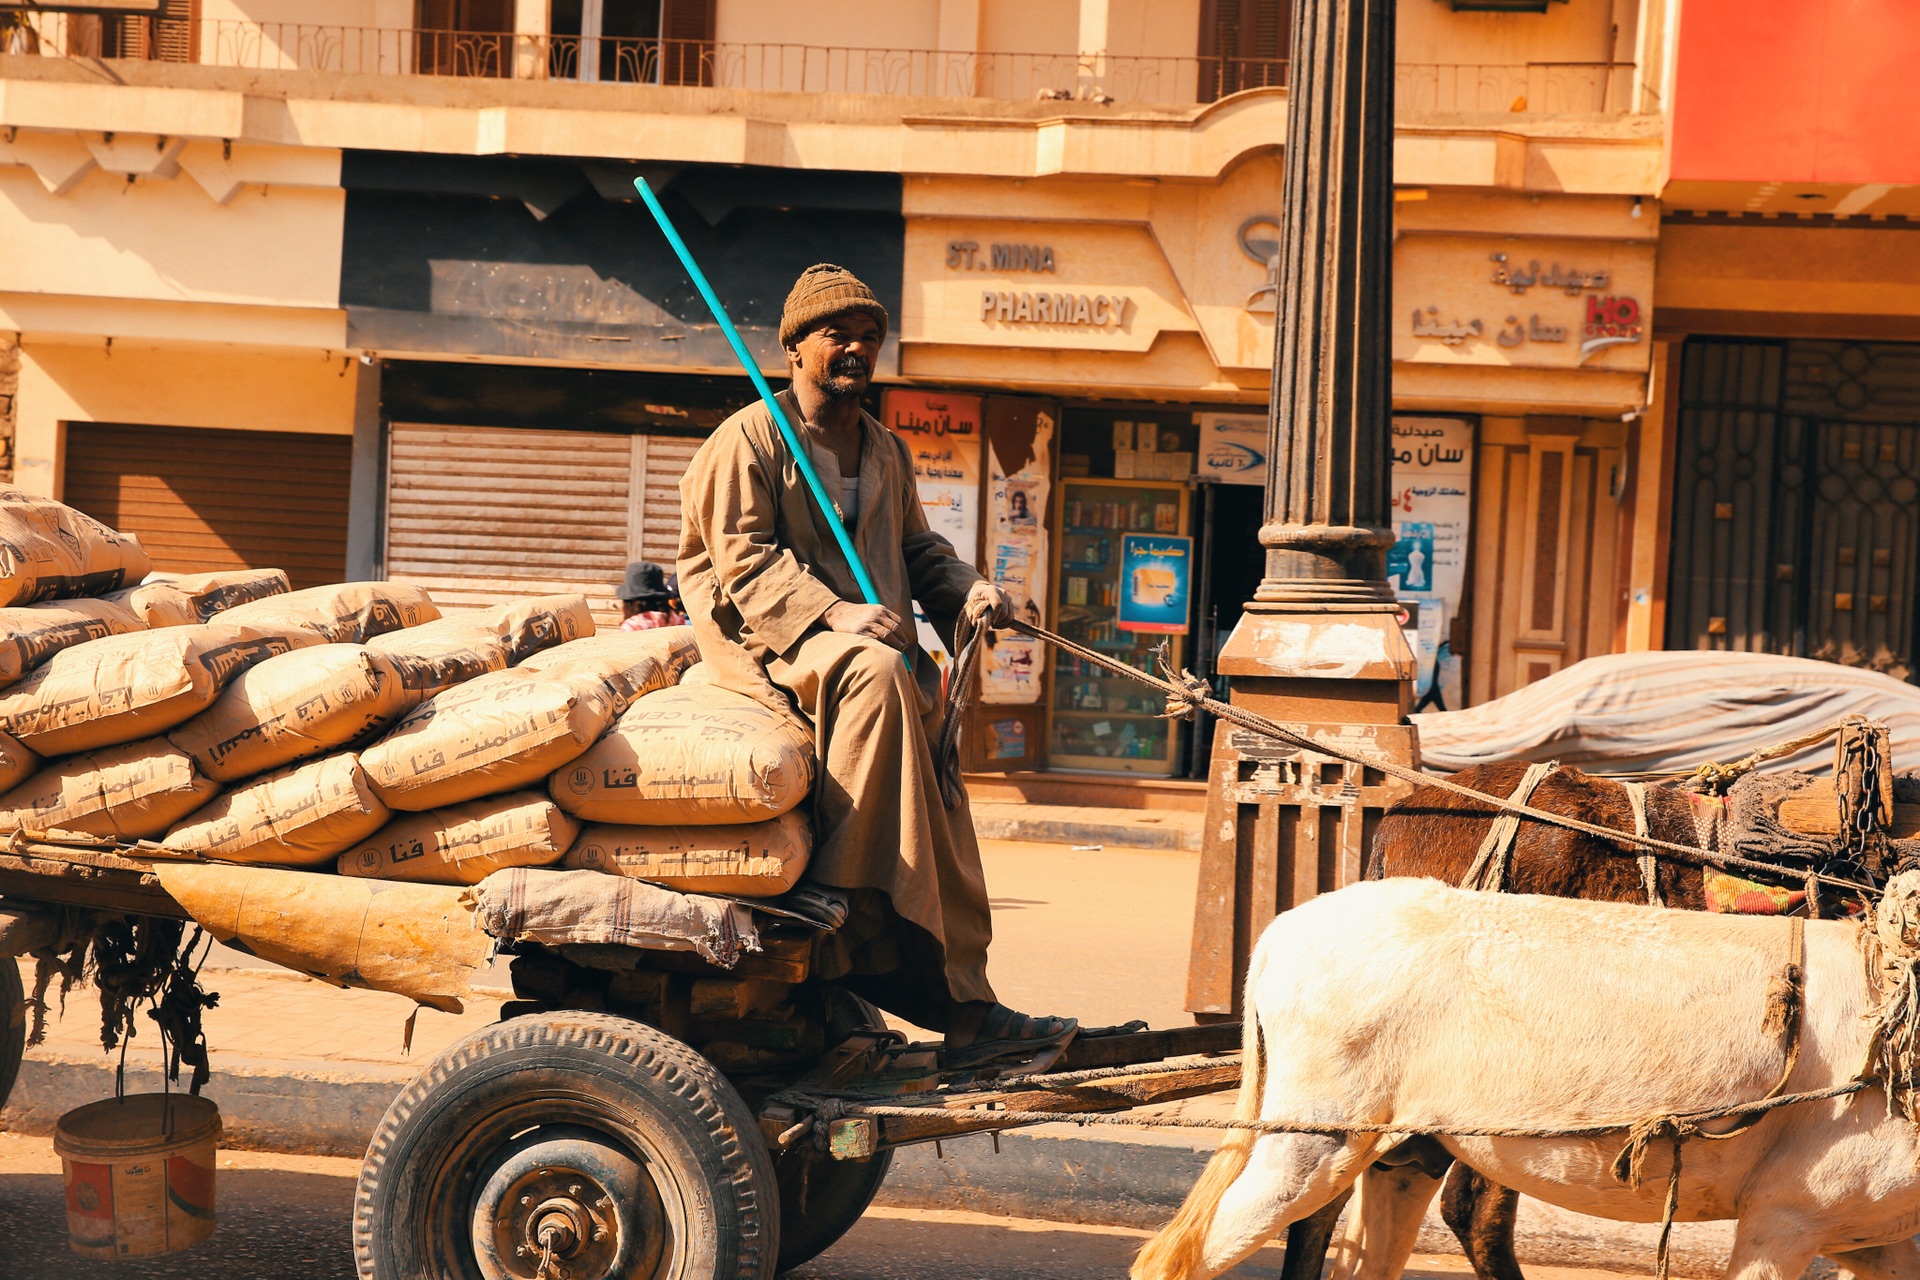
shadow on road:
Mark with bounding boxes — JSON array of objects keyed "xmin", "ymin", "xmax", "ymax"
[{"xmin": 0, "ymin": 1167, "xmax": 358, "ymax": 1279}]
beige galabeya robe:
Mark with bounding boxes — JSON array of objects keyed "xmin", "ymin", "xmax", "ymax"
[{"xmin": 677, "ymin": 389, "xmax": 995, "ymax": 1008}]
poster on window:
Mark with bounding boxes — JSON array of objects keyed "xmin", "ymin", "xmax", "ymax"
[
  {"xmin": 1390, "ymin": 417, "xmax": 1474, "ymax": 710},
  {"xmin": 1117, "ymin": 534, "xmax": 1193, "ymax": 635},
  {"xmin": 883, "ymin": 390, "xmax": 982, "ymax": 565},
  {"xmin": 981, "ymin": 403, "xmax": 1055, "ymax": 704}
]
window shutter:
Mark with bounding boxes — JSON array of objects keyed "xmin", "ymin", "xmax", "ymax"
[
  {"xmin": 154, "ymin": 0, "xmax": 199, "ymax": 64},
  {"xmin": 64, "ymin": 424, "xmax": 351, "ymax": 591},
  {"xmin": 386, "ymin": 425, "xmax": 699, "ymax": 628},
  {"xmin": 658, "ymin": 0, "xmax": 714, "ymax": 86}
]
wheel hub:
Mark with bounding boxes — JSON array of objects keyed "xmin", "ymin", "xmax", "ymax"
[{"xmin": 471, "ymin": 1126, "xmax": 666, "ymax": 1280}]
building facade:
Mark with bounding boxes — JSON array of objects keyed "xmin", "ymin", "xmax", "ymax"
[{"xmin": 1, "ymin": 0, "xmax": 1690, "ymax": 790}]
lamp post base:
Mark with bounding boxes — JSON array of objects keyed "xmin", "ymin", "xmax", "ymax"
[{"xmin": 1183, "ymin": 604, "xmax": 1420, "ymax": 1020}]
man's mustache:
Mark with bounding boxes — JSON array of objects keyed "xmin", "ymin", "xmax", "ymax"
[{"xmin": 829, "ymin": 355, "xmax": 870, "ymax": 379}]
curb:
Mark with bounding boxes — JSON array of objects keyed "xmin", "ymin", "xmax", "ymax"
[
  {"xmin": 3, "ymin": 1053, "xmax": 404, "ymax": 1159},
  {"xmin": 6, "ymin": 1057, "xmax": 1740, "ymax": 1275},
  {"xmin": 970, "ymin": 811, "xmax": 1202, "ymax": 852}
]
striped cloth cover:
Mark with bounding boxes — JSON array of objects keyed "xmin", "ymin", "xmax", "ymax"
[{"xmin": 1412, "ymin": 651, "xmax": 1920, "ymax": 778}]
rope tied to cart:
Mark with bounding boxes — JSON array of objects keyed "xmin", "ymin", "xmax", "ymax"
[{"xmin": 943, "ymin": 616, "xmax": 1889, "ymax": 900}]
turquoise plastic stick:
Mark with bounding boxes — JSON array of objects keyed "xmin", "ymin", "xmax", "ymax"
[{"xmin": 631, "ymin": 176, "xmax": 885, "ymax": 614}]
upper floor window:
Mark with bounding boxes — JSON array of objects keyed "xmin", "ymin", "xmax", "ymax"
[{"xmin": 1198, "ymin": 0, "xmax": 1291, "ymax": 102}]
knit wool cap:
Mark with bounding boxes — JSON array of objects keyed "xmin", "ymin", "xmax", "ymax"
[{"xmin": 779, "ymin": 263, "xmax": 889, "ymax": 348}]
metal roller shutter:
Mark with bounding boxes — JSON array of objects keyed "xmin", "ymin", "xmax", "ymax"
[
  {"xmin": 63, "ymin": 423, "xmax": 351, "ymax": 591},
  {"xmin": 385, "ymin": 424, "xmax": 698, "ymax": 626}
]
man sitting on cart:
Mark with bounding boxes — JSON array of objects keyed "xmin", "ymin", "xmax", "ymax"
[{"xmin": 678, "ymin": 263, "xmax": 1077, "ymax": 1068}]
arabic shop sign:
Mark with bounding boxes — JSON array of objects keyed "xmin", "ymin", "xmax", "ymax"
[{"xmin": 1395, "ymin": 238, "xmax": 1652, "ymax": 371}]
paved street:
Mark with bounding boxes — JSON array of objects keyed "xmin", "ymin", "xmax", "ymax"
[{"xmin": 0, "ymin": 1134, "xmax": 1652, "ymax": 1280}]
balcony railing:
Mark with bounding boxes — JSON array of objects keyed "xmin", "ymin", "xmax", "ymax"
[
  {"xmin": 1395, "ymin": 61, "xmax": 1639, "ymax": 115},
  {"xmin": 14, "ymin": 18, "xmax": 1284, "ymax": 107},
  {"xmin": 4, "ymin": 15, "xmax": 1642, "ymax": 115}
]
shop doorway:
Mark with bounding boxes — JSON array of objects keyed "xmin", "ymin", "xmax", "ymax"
[{"xmin": 1667, "ymin": 338, "xmax": 1920, "ymax": 680}]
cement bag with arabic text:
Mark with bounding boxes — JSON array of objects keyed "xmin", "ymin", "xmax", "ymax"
[
  {"xmin": 106, "ymin": 569, "xmax": 290, "ymax": 628},
  {"xmin": 0, "ymin": 737, "xmax": 220, "ymax": 839},
  {"xmin": 550, "ymin": 683, "xmax": 814, "ymax": 825},
  {"xmin": 338, "ymin": 791, "xmax": 579, "ymax": 886},
  {"xmin": 215, "ymin": 581, "xmax": 439, "ymax": 645},
  {"xmin": 0, "ymin": 729, "xmax": 37, "ymax": 795},
  {"xmin": 515, "ymin": 625, "xmax": 699, "ymax": 706},
  {"xmin": 562, "ymin": 811, "xmax": 811, "ymax": 897},
  {"xmin": 0, "ymin": 490, "xmax": 151, "ymax": 607},
  {"xmin": 0, "ymin": 597, "xmax": 147, "ymax": 688},
  {"xmin": 367, "ymin": 594, "xmax": 595, "ymax": 675},
  {"xmin": 0, "ymin": 623, "xmax": 324, "ymax": 756},
  {"xmin": 360, "ymin": 669, "xmax": 618, "ymax": 811},
  {"xmin": 168, "ymin": 644, "xmax": 425, "ymax": 782},
  {"xmin": 361, "ymin": 629, "xmax": 693, "ymax": 812},
  {"xmin": 152, "ymin": 862, "xmax": 487, "ymax": 1012},
  {"xmin": 163, "ymin": 752, "xmax": 390, "ymax": 867}
]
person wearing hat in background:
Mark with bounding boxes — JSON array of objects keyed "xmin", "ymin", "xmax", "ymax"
[
  {"xmin": 677, "ymin": 263, "xmax": 1077, "ymax": 1067},
  {"xmin": 617, "ymin": 560, "xmax": 686, "ymax": 631}
]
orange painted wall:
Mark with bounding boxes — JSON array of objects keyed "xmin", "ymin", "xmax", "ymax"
[{"xmin": 1670, "ymin": 0, "xmax": 1920, "ymax": 184}]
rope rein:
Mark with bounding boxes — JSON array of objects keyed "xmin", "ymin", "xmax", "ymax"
[{"xmin": 955, "ymin": 619, "xmax": 1883, "ymax": 899}]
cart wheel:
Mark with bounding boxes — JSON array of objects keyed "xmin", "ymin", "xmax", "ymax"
[
  {"xmin": 774, "ymin": 993, "xmax": 893, "ymax": 1272},
  {"xmin": 0, "ymin": 960, "xmax": 23, "ymax": 1114},
  {"xmin": 354, "ymin": 1012, "xmax": 779, "ymax": 1280}
]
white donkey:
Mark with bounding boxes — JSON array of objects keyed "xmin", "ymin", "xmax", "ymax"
[{"xmin": 1133, "ymin": 876, "xmax": 1920, "ymax": 1280}]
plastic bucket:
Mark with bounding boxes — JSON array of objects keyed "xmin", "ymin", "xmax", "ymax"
[{"xmin": 53, "ymin": 1093, "xmax": 221, "ymax": 1259}]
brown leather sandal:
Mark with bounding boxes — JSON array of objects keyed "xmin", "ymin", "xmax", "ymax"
[{"xmin": 941, "ymin": 1005, "xmax": 1079, "ymax": 1070}]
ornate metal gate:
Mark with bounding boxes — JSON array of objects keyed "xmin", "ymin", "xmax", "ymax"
[{"xmin": 1668, "ymin": 338, "xmax": 1920, "ymax": 679}]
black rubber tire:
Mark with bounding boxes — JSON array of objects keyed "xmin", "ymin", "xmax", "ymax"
[
  {"xmin": 353, "ymin": 1012, "xmax": 779, "ymax": 1280},
  {"xmin": 774, "ymin": 993, "xmax": 893, "ymax": 1273},
  {"xmin": 0, "ymin": 959, "xmax": 23, "ymax": 1115}
]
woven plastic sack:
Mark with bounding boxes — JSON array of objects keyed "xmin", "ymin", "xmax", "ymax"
[
  {"xmin": 0, "ymin": 623, "xmax": 324, "ymax": 756},
  {"xmin": 562, "ymin": 811, "xmax": 811, "ymax": 897},
  {"xmin": 168, "ymin": 644, "xmax": 424, "ymax": 783},
  {"xmin": 215, "ymin": 581, "xmax": 439, "ymax": 645},
  {"xmin": 338, "ymin": 791, "xmax": 579, "ymax": 886},
  {"xmin": 0, "ymin": 597, "xmax": 146, "ymax": 688},
  {"xmin": 0, "ymin": 490, "xmax": 150, "ymax": 607},
  {"xmin": 163, "ymin": 752, "xmax": 389, "ymax": 867},
  {"xmin": 550, "ymin": 682, "xmax": 814, "ymax": 825},
  {"xmin": 0, "ymin": 737, "xmax": 219, "ymax": 839},
  {"xmin": 106, "ymin": 569, "xmax": 290, "ymax": 628}
]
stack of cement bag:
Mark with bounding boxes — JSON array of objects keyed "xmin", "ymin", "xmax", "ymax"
[
  {"xmin": 0, "ymin": 578, "xmax": 447, "ymax": 839},
  {"xmin": 547, "ymin": 664, "xmax": 816, "ymax": 896},
  {"xmin": 0, "ymin": 492, "xmax": 820, "ymax": 901}
]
